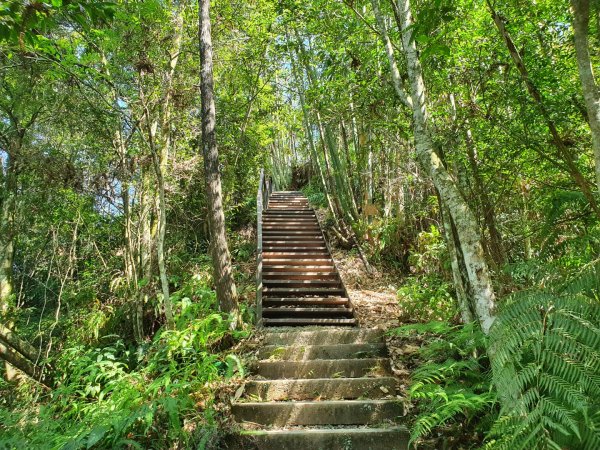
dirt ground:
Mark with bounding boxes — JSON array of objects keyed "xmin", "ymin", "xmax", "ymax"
[{"xmin": 330, "ymin": 249, "xmax": 423, "ymax": 393}]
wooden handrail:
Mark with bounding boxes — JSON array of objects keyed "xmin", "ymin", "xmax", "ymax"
[{"xmin": 256, "ymin": 168, "xmax": 272, "ymax": 326}]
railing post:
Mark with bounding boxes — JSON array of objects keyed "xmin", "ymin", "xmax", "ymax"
[{"xmin": 256, "ymin": 169, "xmax": 265, "ymax": 326}]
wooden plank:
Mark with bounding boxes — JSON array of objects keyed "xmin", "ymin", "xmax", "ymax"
[
  {"xmin": 262, "ymin": 307, "xmax": 354, "ymax": 317},
  {"xmin": 263, "ymin": 297, "xmax": 349, "ymax": 306},
  {"xmin": 262, "ymin": 272, "xmax": 338, "ymax": 280},
  {"xmin": 263, "ymin": 259, "xmax": 334, "ymax": 265},
  {"xmin": 262, "ymin": 318, "xmax": 356, "ymax": 326},
  {"xmin": 264, "ymin": 265, "xmax": 334, "ymax": 270},
  {"xmin": 263, "ymin": 252, "xmax": 331, "ymax": 258},
  {"xmin": 263, "ymin": 279, "xmax": 342, "ymax": 286},
  {"xmin": 262, "ymin": 287, "xmax": 346, "ymax": 296}
]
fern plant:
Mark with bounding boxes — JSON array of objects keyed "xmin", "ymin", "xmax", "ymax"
[
  {"xmin": 487, "ymin": 288, "xmax": 600, "ymax": 449},
  {"xmin": 390, "ymin": 322, "xmax": 497, "ymax": 446}
]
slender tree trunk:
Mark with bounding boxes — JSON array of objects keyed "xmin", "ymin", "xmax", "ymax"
[
  {"xmin": 0, "ymin": 140, "xmax": 18, "ymax": 315},
  {"xmin": 488, "ymin": 1, "xmax": 600, "ymax": 215},
  {"xmin": 464, "ymin": 125, "xmax": 505, "ymax": 267},
  {"xmin": 571, "ymin": 0, "xmax": 600, "ymax": 192},
  {"xmin": 370, "ymin": 0, "xmax": 412, "ymax": 108},
  {"xmin": 135, "ymin": 170, "xmax": 154, "ymax": 342},
  {"xmin": 440, "ymin": 203, "xmax": 473, "ymax": 323},
  {"xmin": 198, "ymin": 0, "xmax": 239, "ymax": 320},
  {"xmin": 397, "ymin": 0, "xmax": 496, "ymax": 333}
]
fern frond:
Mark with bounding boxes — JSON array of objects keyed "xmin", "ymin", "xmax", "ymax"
[{"xmin": 488, "ymin": 290, "xmax": 600, "ymax": 449}]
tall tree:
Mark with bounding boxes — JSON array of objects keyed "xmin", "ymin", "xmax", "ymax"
[
  {"xmin": 570, "ymin": 0, "xmax": 600, "ymax": 193},
  {"xmin": 198, "ymin": 0, "xmax": 239, "ymax": 319},
  {"xmin": 394, "ymin": 0, "xmax": 497, "ymax": 333}
]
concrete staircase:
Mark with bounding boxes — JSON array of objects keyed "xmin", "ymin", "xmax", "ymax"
[{"xmin": 230, "ymin": 328, "xmax": 408, "ymax": 449}]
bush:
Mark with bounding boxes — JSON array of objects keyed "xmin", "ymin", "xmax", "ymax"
[
  {"xmin": 398, "ymin": 275, "xmax": 458, "ymax": 322},
  {"xmin": 0, "ymin": 279, "xmax": 250, "ymax": 450}
]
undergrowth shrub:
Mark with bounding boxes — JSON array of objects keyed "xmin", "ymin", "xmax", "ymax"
[
  {"xmin": 390, "ymin": 322, "xmax": 496, "ymax": 447},
  {"xmin": 301, "ymin": 178, "xmax": 327, "ymax": 209},
  {"xmin": 397, "ymin": 276, "xmax": 457, "ymax": 322},
  {"xmin": 395, "ymin": 262, "xmax": 600, "ymax": 449},
  {"xmin": 0, "ymin": 279, "xmax": 249, "ymax": 450}
]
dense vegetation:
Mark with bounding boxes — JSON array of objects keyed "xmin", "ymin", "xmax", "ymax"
[{"xmin": 1, "ymin": 0, "xmax": 599, "ymax": 448}]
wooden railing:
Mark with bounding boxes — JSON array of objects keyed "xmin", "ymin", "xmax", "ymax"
[{"xmin": 256, "ymin": 169, "xmax": 272, "ymax": 326}]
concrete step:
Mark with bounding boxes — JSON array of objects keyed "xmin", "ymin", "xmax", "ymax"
[
  {"xmin": 236, "ymin": 427, "xmax": 409, "ymax": 450},
  {"xmin": 258, "ymin": 343, "xmax": 387, "ymax": 360},
  {"xmin": 264, "ymin": 328, "xmax": 385, "ymax": 345},
  {"xmin": 254, "ymin": 358, "xmax": 392, "ymax": 379},
  {"xmin": 243, "ymin": 377, "xmax": 398, "ymax": 401},
  {"xmin": 232, "ymin": 399, "xmax": 403, "ymax": 427}
]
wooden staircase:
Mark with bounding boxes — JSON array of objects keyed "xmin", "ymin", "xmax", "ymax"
[{"xmin": 257, "ymin": 190, "xmax": 356, "ymax": 327}]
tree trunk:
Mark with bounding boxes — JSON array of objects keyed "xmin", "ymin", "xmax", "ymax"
[
  {"xmin": 0, "ymin": 140, "xmax": 18, "ymax": 315},
  {"xmin": 198, "ymin": 0, "xmax": 239, "ymax": 320},
  {"xmin": 571, "ymin": 0, "xmax": 600, "ymax": 192},
  {"xmin": 0, "ymin": 324, "xmax": 49, "ymax": 386},
  {"xmin": 487, "ymin": 1, "xmax": 600, "ymax": 215},
  {"xmin": 370, "ymin": 0, "xmax": 412, "ymax": 108},
  {"xmin": 397, "ymin": 0, "xmax": 496, "ymax": 333},
  {"xmin": 464, "ymin": 125, "xmax": 505, "ymax": 267},
  {"xmin": 440, "ymin": 203, "xmax": 473, "ymax": 323}
]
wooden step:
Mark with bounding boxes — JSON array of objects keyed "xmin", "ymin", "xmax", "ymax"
[
  {"xmin": 263, "ymin": 224, "xmax": 321, "ymax": 232},
  {"xmin": 262, "ymin": 307, "xmax": 354, "ymax": 318},
  {"xmin": 263, "ymin": 220, "xmax": 318, "ymax": 223},
  {"xmin": 263, "ymin": 247, "xmax": 328, "ymax": 252},
  {"xmin": 263, "ymin": 280, "xmax": 342, "ymax": 288},
  {"xmin": 262, "ymin": 317, "xmax": 356, "ymax": 326},
  {"xmin": 263, "ymin": 255, "xmax": 333, "ymax": 267},
  {"xmin": 263, "ymin": 241, "xmax": 325, "ymax": 245},
  {"xmin": 263, "ymin": 287, "xmax": 345, "ymax": 296},
  {"xmin": 263, "ymin": 297, "xmax": 349, "ymax": 306},
  {"xmin": 262, "ymin": 265, "xmax": 335, "ymax": 272},
  {"xmin": 262, "ymin": 234, "xmax": 323, "ymax": 239},
  {"xmin": 262, "ymin": 272, "xmax": 338, "ymax": 280},
  {"xmin": 263, "ymin": 252, "xmax": 331, "ymax": 258},
  {"xmin": 263, "ymin": 229, "xmax": 323, "ymax": 237}
]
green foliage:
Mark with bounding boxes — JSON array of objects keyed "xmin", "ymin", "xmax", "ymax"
[
  {"xmin": 486, "ymin": 283, "xmax": 600, "ymax": 449},
  {"xmin": 0, "ymin": 279, "xmax": 249, "ymax": 450},
  {"xmin": 301, "ymin": 177, "xmax": 327, "ymax": 209},
  {"xmin": 397, "ymin": 275, "xmax": 458, "ymax": 322},
  {"xmin": 408, "ymin": 225, "xmax": 448, "ymax": 275},
  {"xmin": 390, "ymin": 322, "xmax": 496, "ymax": 446}
]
